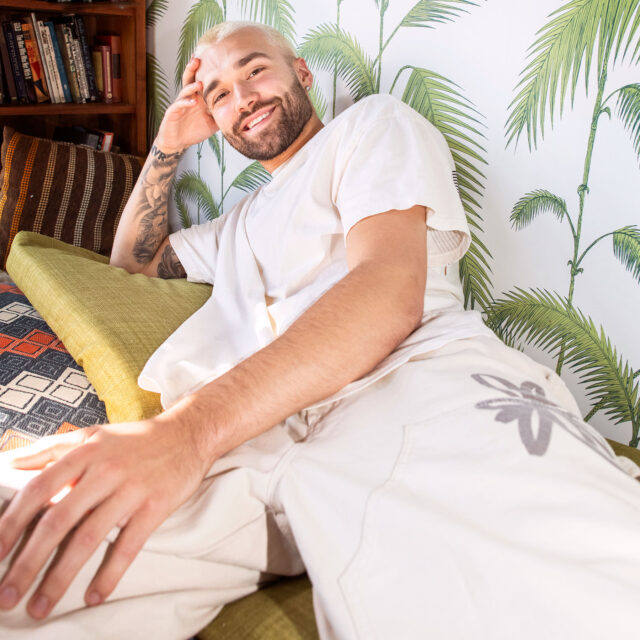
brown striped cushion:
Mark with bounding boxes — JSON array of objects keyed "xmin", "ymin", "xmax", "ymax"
[{"xmin": 0, "ymin": 126, "xmax": 143, "ymax": 268}]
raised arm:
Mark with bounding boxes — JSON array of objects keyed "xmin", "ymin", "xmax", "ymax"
[{"xmin": 110, "ymin": 57, "xmax": 218, "ymax": 278}]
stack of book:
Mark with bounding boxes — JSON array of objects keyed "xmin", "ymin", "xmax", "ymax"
[{"xmin": 0, "ymin": 12, "xmax": 122, "ymax": 105}]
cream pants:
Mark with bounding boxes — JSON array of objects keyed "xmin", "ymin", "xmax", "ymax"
[{"xmin": 1, "ymin": 335, "xmax": 640, "ymax": 639}]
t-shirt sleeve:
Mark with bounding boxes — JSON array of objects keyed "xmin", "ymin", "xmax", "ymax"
[
  {"xmin": 169, "ymin": 216, "xmax": 226, "ymax": 284},
  {"xmin": 334, "ymin": 99, "xmax": 470, "ymax": 268}
]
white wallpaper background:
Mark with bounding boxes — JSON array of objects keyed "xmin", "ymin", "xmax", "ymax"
[{"xmin": 147, "ymin": 0, "xmax": 640, "ymax": 446}]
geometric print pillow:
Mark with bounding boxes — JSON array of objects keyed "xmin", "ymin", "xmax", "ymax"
[
  {"xmin": 0, "ymin": 281, "xmax": 106, "ymax": 452},
  {"xmin": 0, "ymin": 126, "xmax": 143, "ymax": 269}
]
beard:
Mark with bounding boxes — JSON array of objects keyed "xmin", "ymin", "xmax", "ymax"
[{"xmin": 223, "ymin": 75, "xmax": 313, "ymax": 161}]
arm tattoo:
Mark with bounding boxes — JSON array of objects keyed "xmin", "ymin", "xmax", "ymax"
[
  {"xmin": 157, "ymin": 244, "xmax": 186, "ymax": 279},
  {"xmin": 132, "ymin": 145, "xmax": 184, "ymax": 264}
]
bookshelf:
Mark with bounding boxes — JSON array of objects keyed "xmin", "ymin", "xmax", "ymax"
[{"xmin": 0, "ymin": 0, "xmax": 146, "ymax": 155}]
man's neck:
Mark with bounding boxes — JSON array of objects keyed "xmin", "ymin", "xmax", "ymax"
[{"xmin": 260, "ymin": 114, "xmax": 324, "ymax": 174}]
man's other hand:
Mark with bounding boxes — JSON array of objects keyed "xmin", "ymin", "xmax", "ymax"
[
  {"xmin": 0, "ymin": 418, "xmax": 210, "ymax": 619},
  {"xmin": 155, "ymin": 56, "xmax": 219, "ymax": 154}
]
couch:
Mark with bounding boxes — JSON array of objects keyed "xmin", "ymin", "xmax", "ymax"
[{"xmin": 5, "ymin": 230, "xmax": 640, "ymax": 639}]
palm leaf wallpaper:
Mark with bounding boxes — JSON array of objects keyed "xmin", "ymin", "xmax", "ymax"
[{"xmin": 146, "ymin": 0, "xmax": 640, "ymax": 447}]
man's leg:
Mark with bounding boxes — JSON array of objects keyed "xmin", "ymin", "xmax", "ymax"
[
  {"xmin": 275, "ymin": 335, "xmax": 640, "ymax": 639},
  {"xmin": 0, "ymin": 416, "xmax": 306, "ymax": 640}
]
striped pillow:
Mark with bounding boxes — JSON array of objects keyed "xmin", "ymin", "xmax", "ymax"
[{"xmin": 0, "ymin": 126, "xmax": 143, "ymax": 268}]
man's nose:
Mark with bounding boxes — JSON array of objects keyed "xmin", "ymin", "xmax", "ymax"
[{"xmin": 234, "ymin": 82, "xmax": 259, "ymax": 113}]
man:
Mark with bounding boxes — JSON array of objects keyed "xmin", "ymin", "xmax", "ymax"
[{"xmin": 1, "ymin": 21, "xmax": 639, "ymax": 640}]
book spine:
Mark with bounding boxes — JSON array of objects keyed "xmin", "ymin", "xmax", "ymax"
[
  {"xmin": 91, "ymin": 46, "xmax": 103, "ymax": 98},
  {"xmin": 0, "ymin": 28, "xmax": 18, "ymax": 103},
  {"xmin": 0, "ymin": 50, "xmax": 4, "ymax": 103},
  {"xmin": 46, "ymin": 21, "xmax": 71, "ymax": 103},
  {"xmin": 96, "ymin": 33, "xmax": 121, "ymax": 103},
  {"xmin": 66, "ymin": 19, "xmax": 88, "ymax": 101},
  {"xmin": 12, "ymin": 20, "xmax": 36, "ymax": 103},
  {"xmin": 20, "ymin": 20, "xmax": 49, "ymax": 103},
  {"xmin": 2, "ymin": 21, "xmax": 28, "ymax": 104},
  {"xmin": 94, "ymin": 44, "xmax": 111, "ymax": 103},
  {"xmin": 55, "ymin": 22, "xmax": 82, "ymax": 103},
  {"xmin": 37, "ymin": 19, "xmax": 62, "ymax": 103},
  {"xmin": 33, "ymin": 14, "xmax": 58, "ymax": 103},
  {"xmin": 73, "ymin": 15, "xmax": 98, "ymax": 101}
]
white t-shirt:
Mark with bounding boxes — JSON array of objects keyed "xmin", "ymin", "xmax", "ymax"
[{"xmin": 138, "ymin": 94, "xmax": 494, "ymax": 409}]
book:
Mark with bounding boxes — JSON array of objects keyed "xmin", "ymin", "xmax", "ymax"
[
  {"xmin": 72, "ymin": 15, "xmax": 98, "ymax": 101},
  {"xmin": 54, "ymin": 21, "xmax": 82, "ymax": 103},
  {"xmin": 0, "ymin": 52, "xmax": 4, "ymax": 103},
  {"xmin": 91, "ymin": 45, "xmax": 103, "ymax": 98},
  {"xmin": 95, "ymin": 33, "xmax": 120, "ymax": 102},
  {"xmin": 0, "ymin": 28, "xmax": 18, "ymax": 104},
  {"xmin": 32, "ymin": 13, "xmax": 60, "ymax": 103},
  {"xmin": 93, "ymin": 44, "xmax": 112, "ymax": 103},
  {"xmin": 64, "ymin": 18, "xmax": 89, "ymax": 102},
  {"xmin": 45, "ymin": 20, "xmax": 72, "ymax": 103},
  {"xmin": 37, "ymin": 18, "xmax": 63, "ymax": 103},
  {"xmin": 20, "ymin": 19, "xmax": 49, "ymax": 102},
  {"xmin": 11, "ymin": 19, "xmax": 37, "ymax": 103},
  {"xmin": 2, "ymin": 21, "xmax": 29, "ymax": 104},
  {"xmin": 53, "ymin": 124, "xmax": 101, "ymax": 149}
]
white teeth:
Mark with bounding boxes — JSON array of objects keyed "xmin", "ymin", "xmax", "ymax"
[{"xmin": 247, "ymin": 112, "xmax": 270, "ymax": 129}]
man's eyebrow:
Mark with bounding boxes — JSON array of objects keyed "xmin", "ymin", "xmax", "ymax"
[{"xmin": 202, "ymin": 52, "xmax": 272, "ymax": 103}]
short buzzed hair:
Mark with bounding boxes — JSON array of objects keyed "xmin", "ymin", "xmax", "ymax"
[{"xmin": 195, "ymin": 21, "xmax": 297, "ymax": 62}]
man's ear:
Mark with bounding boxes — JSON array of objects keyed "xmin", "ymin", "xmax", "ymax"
[{"xmin": 293, "ymin": 57, "xmax": 314, "ymax": 89}]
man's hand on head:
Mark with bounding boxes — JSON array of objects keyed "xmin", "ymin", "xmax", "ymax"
[
  {"xmin": 155, "ymin": 56, "xmax": 219, "ymax": 154},
  {"xmin": 0, "ymin": 417, "xmax": 211, "ymax": 619}
]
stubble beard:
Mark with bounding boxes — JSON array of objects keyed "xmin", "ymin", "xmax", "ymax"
[{"xmin": 224, "ymin": 75, "xmax": 313, "ymax": 161}]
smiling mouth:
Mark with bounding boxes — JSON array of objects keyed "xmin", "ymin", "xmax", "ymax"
[{"xmin": 243, "ymin": 107, "xmax": 276, "ymax": 132}]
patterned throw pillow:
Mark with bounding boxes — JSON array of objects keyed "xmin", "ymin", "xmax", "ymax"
[{"xmin": 0, "ymin": 126, "xmax": 143, "ymax": 269}]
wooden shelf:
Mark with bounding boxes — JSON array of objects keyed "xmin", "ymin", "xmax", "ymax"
[
  {"xmin": 0, "ymin": 1, "xmax": 136, "ymax": 16},
  {"xmin": 0, "ymin": 102, "xmax": 136, "ymax": 115},
  {"xmin": 0, "ymin": 0, "xmax": 147, "ymax": 155}
]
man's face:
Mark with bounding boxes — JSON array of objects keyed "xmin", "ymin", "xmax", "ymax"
[{"xmin": 197, "ymin": 28, "xmax": 313, "ymax": 161}]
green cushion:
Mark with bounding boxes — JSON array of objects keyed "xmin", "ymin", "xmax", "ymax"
[
  {"xmin": 197, "ymin": 575, "xmax": 317, "ymax": 640},
  {"xmin": 6, "ymin": 231, "xmax": 211, "ymax": 423}
]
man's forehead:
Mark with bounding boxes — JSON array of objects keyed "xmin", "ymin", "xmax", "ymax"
[{"xmin": 197, "ymin": 29, "xmax": 278, "ymax": 75}]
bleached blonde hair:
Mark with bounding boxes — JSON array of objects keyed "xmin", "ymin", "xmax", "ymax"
[{"xmin": 194, "ymin": 21, "xmax": 297, "ymax": 61}]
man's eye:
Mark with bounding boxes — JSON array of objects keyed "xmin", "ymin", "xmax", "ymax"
[
  {"xmin": 249, "ymin": 67, "xmax": 264, "ymax": 78},
  {"xmin": 214, "ymin": 92, "xmax": 228, "ymax": 104}
]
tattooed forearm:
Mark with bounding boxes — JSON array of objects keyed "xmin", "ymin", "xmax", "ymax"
[
  {"xmin": 157, "ymin": 244, "xmax": 186, "ymax": 279},
  {"xmin": 131, "ymin": 145, "xmax": 184, "ymax": 264}
]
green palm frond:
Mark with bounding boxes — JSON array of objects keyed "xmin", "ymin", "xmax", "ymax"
[
  {"xmin": 298, "ymin": 24, "xmax": 377, "ymax": 102},
  {"xmin": 459, "ymin": 234, "xmax": 493, "ymax": 310},
  {"xmin": 229, "ymin": 161, "xmax": 271, "ymax": 193},
  {"xmin": 615, "ymin": 83, "xmax": 640, "ymax": 160},
  {"xmin": 398, "ymin": 66, "xmax": 491, "ymax": 309},
  {"xmin": 174, "ymin": 170, "xmax": 220, "ymax": 226},
  {"xmin": 399, "ymin": 0, "xmax": 476, "ymax": 29},
  {"xmin": 612, "ymin": 225, "xmax": 640, "ymax": 283},
  {"xmin": 208, "ymin": 133, "xmax": 223, "ymax": 168},
  {"xmin": 239, "ymin": 0, "xmax": 296, "ymax": 43},
  {"xmin": 505, "ymin": 0, "xmax": 640, "ymax": 149},
  {"xmin": 175, "ymin": 0, "xmax": 224, "ymax": 89},
  {"xmin": 146, "ymin": 52, "xmax": 172, "ymax": 143},
  {"xmin": 146, "ymin": 0, "xmax": 169, "ymax": 28},
  {"xmin": 175, "ymin": 193, "xmax": 192, "ymax": 229},
  {"xmin": 487, "ymin": 287, "xmax": 640, "ymax": 432},
  {"xmin": 510, "ymin": 189, "xmax": 568, "ymax": 230},
  {"xmin": 309, "ymin": 84, "xmax": 328, "ymax": 121}
]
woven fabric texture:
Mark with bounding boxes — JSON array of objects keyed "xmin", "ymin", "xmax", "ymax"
[
  {"xmin": 0, "ymin": 282, "xmax": 107, "ymax": 452},
  {"xmin": 0, "ymin": 126, "xmax": 143, "ymax": 268},
  {"xmin": 6, "ymin": 231, "xmax": 211, "ymax": 423},
  {"xmin": 198, "ymin": 575, "xmax": 317, "ymax": 640}
]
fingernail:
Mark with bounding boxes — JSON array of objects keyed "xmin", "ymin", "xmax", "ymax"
[
  {"xmin": 30, "ymin": 594, "xmax": 49, "ymax": 618},
  {"xmin": 86, "ymin": 590, "xmax": 102, "ymax": 606},
  {"xmin": 0, "ymin": 585, "xmax": 18, "ymax": 608}
]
